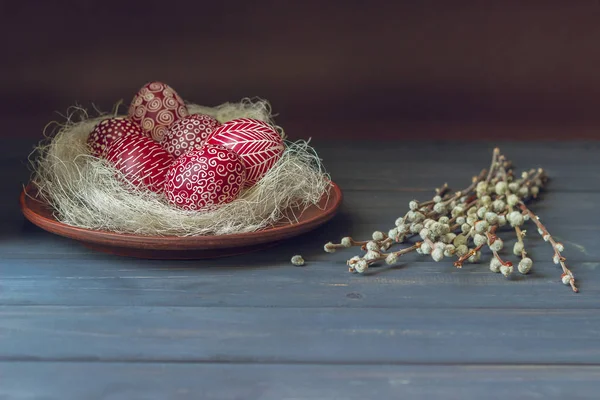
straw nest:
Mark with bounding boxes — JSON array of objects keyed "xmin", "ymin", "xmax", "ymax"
[{"xmin": 28, "ymin": 98, "xmax": 331, "ymax": 236}]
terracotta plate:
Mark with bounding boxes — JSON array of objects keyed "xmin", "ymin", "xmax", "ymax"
[{"xmin": 19, "ymin": 182, "xmax": 342, "ymax": 259}]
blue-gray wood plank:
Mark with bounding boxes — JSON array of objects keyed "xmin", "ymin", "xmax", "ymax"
[{"xmin": 1, "ymin": 140, "xmax": 599, "ymax": 399}]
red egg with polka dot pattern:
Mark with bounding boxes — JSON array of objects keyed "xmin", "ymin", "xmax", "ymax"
[
  {"xmin": 164, "ymin": 144, "xmax": 246, "ymax": 211},
  {"xmin": 162, "ymin": 114, "xmax": 221, "ymax": 158},
  {"xmin": 87, "ymin": 118, "xmax": 144, "ymax": 158},
  {"xmin": 106, "ymin": 134, "xmax": 174, "ymax": 193},
  {"xmin": 128, "ymin": 81, "xmax": 189, "ymax": 143}
]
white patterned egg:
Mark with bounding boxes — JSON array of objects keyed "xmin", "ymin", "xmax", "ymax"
[
  {"xmin": 128, "ymin": 81, "xmax": 189, "ymax": 142},
  {"xmin": 205, "ymin": 118, "xmax": 284, "ymax": 187},
  {"xmin": 106, "ymin": 134, "xmax": 174, "ymax": 193},
  {"xmin": 87, "ymin": 117, "xmax": 144, "ymax": 158},
  {"xmin": 164, "ymin": 144, "xmax": 246, "ymax": 211},
  {"xmin": 162, "ymin": 114, "xmax": 221, "ymax": 158}
]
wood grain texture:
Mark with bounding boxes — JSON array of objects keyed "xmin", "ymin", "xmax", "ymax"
[
  {"xmin": 2, "ymin": 140, "xmax": 599, "ymax": 398},
  {"xmin": 2, "ymin": 306, "xmax": 600, "ymax": 365},
  {"xmin": 2, "ymin": 363, "xmax": 600, "ymax": 400}
]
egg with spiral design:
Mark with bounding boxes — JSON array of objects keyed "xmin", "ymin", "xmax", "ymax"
[
  {"xmin": 162, "ymin": 114, "xmax": 221, "ymax": 158},
  {"xmin": 164, "ymin": 144, "xmax": 246, "ymax": 211},
  {"xmin": 205, "ymin": 118, "xmax": 284, "ymax": 187},
  {"xmin": 106, "ymin": 134, "xmax": 174, "ymax": 193},
  {"xmin": 128, "ymin": 81, "xmax": 189, "ymax": 142}
]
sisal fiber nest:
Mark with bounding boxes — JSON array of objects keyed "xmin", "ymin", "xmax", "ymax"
[{"xmin": 28, "ymin": 98, "xmax": 331, "ymax": 236}]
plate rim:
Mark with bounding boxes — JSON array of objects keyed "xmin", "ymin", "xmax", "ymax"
[{"xmin": 19, "ymin": 181, "xmax": 342, "ymax": 251}]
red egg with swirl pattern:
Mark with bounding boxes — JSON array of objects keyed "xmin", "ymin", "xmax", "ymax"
[
  {"xmin": 128, "ymin": 81, "xmax": 189, "ymax": 143},
  {"xmin": 205, "ymin": 118, "xmax": 284, "ymax": 187},
  {"xmin": 106, "ymin": 134, "xmax": 174, "ymax": 193},
  {"xmin": 87, "ymin": 117, "xmax": 144, "ymax": 158},
  {"xmin": 162, "ymin": 114, "xmax": 221, "ymax": 159},
  {"xmin": 164, "ymin": 144, "xmax": 246, "ymax": 211}
]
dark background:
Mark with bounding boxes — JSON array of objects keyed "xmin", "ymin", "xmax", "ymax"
[{"xmin": 3, "ymin": 0, "xmax": 600, "ymax": 140}]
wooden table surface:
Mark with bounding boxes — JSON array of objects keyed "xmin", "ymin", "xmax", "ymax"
[{"xmin": 2, "ymin": 139, "xmax": 600, "ymax": 399}]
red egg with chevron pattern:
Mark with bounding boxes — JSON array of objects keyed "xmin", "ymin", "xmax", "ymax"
[
  {"xmin": 205, "ymin": 118, "xmax": 284, "ymax": 187},
  {"xmin": 164, "ymin": 144, "xmax": 246, "ymax": 211},
  {"xmin": 106, "ymin": 134, "xmax": 174, "ymax": 193},
  {"xmin": 162, "ymin": 114, "xmax": 221, "ymax": 158},
  {"xmin": 128, "ymin": 81, "xmax": 189, "ymax": 143},
  {"xmin": 87, "ymin": 117, "xmax": 144, "ymax": 158}
]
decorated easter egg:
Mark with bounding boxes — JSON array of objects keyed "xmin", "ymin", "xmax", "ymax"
[
  {"xmin": 87, "ymin": 117, "xmax": 144, "ymax": 158},
  {"xmin": 205, "ymin": 118, "xmax": 284, "ymax": 187},
  {"xmin": 164, "ymin": 144, "xmax": 246, "ymax": 211},
  {"xmin": 162, "ymin": 114, "xmax": 221, "ymax": 158},
  {"xmin": 127, "ymin": 81, "xmax": 189, "ymax": 142},
  {"xmin": 106, "ymin": 134, "xmax": 174, "ymax": 192}
]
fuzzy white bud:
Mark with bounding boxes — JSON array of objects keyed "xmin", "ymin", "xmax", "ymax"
[
  {"xmin": 419, "ymin": 228, "xmax": 430, "ymax": 240},
  {"xmin": 366, "ymin": 241, "xmax": 379, "ymax": 251},
  {"xmin": 467, "ymin": 206, "xmax": 477, "ymax": 216},
  {"xmin": 531, "ymin": 186, "xmax": 540, "ymax": 196},
  {"xmin": 456, "ymin": 245, "xmax": 469, "ymax": 257},
  {"xmin": 477, "ymin": 207, "xmax": 487, "ymax": 219},
  {"xmin": 562, "ymin": 274, "xmax": 572, "ymax": 285},
  {"xmin": 508, "ymin": 211, "xmax": 524, "ymax": 227},
  {"xmin": 324, "ymin": 242, "xmax": 336, "ymax": 253},
  {"xmin": 488, "ymin": 237, "xmax": 504, "ymax": 252},
  {"xmin": 490, "ymin": 257, "xmax": 502, "ymax": 273},
  {"xmin": 424, "ymin": 219, "xmax": 435, "ymax": 229},
  {"xmin": 395, "ymin": 217, "xmax": 404, "ymax": 227},
  {"xmin": 461, "ymin": 223, "xmax": 471, "ymax": 234},
  {"xmin": 495, "ymin": 181, "xmax": 508, "ymax": 195},
  {"xmin": 433, "ymin": 202, "xmax": 447, "ymax": 215},
  {"xmin": 364, "ymin": 250, "xmax": 380, "ymax": 261},
  {"xmin": 444, "ymin": 244, "xmax": 456, "ymax": 257},
  {"xmin": 433, "ymin": 195, "xmax": 442, "ymax": 203},
  {"xmin": 500, "ymin": 264, "xmax": 513, "ymax": 278},
  {"xmin": 341, "ymin": 237, "xmax": 352, "ymax": 248},
  {"xmin": 388, "ymin": 228, "xmax": 398, "ymax": 240},
  {"xmin": 543, "ymin": 234, "xmax": 550, "ymax": 242},
  {"xmin": 485, "ymin": 212, "xmax": 498, "ymax": 225},
  {"xmin": 553, "ymin": 254, "xmax": 560, "ymax": 264},
  {"xmin": 492, "ymin": 200, "xmax": 506, "ymax": 213},
  {"xmin": 409, "ymin": 200, "xmax": 419, "ymax": 211},
  {"xmin": 453, "ymin": 234, "xmax": 468, "ymax": 247},
  {"xmin": 413, "ymin": 212, "xmax": 425, "ymax": 223},
  {"xmin": 385, "ymin": 253, "xmax": 399, "ymax": 265},
  {"xmin": 439, "ymin": 216, "xmax": 450, "ymax": 224},
  {"xmin": 474, "ymin": 220, "xmax": 489, "ymax": 233},
  {"xmin": 291, "ymin": 255, "xmax": 305, "ymax": 266},
  {"xmin": 406, "ymin": 211, "xmax": 416, "ymax": 222},
  {"xmin": 466, "ymin": 215, "xmax": 478, "ymax": 226},
  {"xmin": 372, "ymin": 231, "xmax": 385, "ymax": 241},
  {"xmin": 481, "ymin": 195, "xmax": 492, "ymax": 206},
  {"xmin": 420, "ymin": 242, "xmax": 432, "ymax": 255},
  {"xmin": 556, "ymin": 243, "xmax": 565, "ymax": 252},
  {"xmin": 507, "ymin": 194, "xmax": 519, "ymax": 207},
  {"xmin": 518, "ymin": 257, "xmax": 533, "ymax": 274},
  {"xmin": 473, "ymin": 233, "xmax": 487, "ymax": 247},
  {"xmin": 518, "ymin": 187, "xmax": 529, "ymax": 197},
  {"xmin": 431, "ymin": 248, "xmax": 444, "ymax": 262},
  {"xmin": 442, "ymin": 233, "xmax": 457, "ymax": 244},
  {"xmin": 456, "ymin": 216, "xmax": 466, "ymax": 225},
  {"xmin": 513, "ymin": 241, "xmax": 524, "ymax": 256},
  {"xmin": 355, "ymin": 259, "xmax": 369, "ymax": 273},
  {"xmin": 476, "ymin": 182, "xmax": 488, "ymax": 195},
  {"xmin": 508, "ymin": 182, "xmax": 520, "ymax": 193},
  {"xmin": 497, "ymin": 215, "xmax": 507, "ymax": 227},
  {"xmin": 451, "ymin": 206, "xmax": 464, "ymax": 218},
  {"xmin": 410, "ymin": 223, "xmax": 424, "ymax": 234}
]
